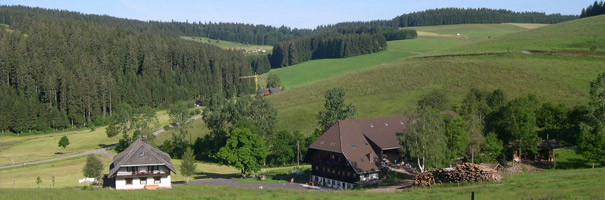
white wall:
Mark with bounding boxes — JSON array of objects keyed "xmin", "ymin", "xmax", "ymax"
[{"xmin": 114, "ymin": 165, "xmax": 172, "ymax": 190}]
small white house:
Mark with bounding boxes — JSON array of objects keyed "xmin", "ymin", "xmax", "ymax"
[{"xmin": 106, "ymin": 137, "xmax": 177, "ymax": 190}]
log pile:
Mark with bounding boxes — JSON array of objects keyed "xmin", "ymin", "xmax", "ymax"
[{"xmin": 414, "ymin": 163, "xmax": 502, "ymax": 187}]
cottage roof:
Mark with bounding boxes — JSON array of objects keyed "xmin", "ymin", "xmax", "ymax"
[
  {"xmin": 538, "ymin": 139, "xmax": 557, "ymax": 149},
  {"xmin": 308, "ymin": 116, "xmax": 407, "ymax": 174},
  {"xmin": 109, "ymin": 137, "xmax": 177, "ymax": 177}
]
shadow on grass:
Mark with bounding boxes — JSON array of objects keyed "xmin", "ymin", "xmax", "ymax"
[
  {"xmin": 193, "ymin": 171, "xmax": 239, "ymax": 179},
  {"xmin": 556, "ymin": 158, "xmax": 588, "ymax": 169},
  {"xmin": 54, "ymin": 152, "xmax": 64, "ymax": 155},
  {"xmin": 97, "ymin": 143, "xmax": 116, "ymax": 148}
]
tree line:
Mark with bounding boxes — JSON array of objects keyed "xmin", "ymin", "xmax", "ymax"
[
  {"xmin": 580, "ymin": 1, "xmax": 605, "ymax": 18},
  {"xmin": 400, "ymin": 73, "xmax": 605, "ymax": 171},
  {"xmin": 269, "ymin": 32, "xmax": 387, "ymax": 68},
  {"xmin": 0, "ymin": 14, "xmax": 255, "ymax": 134},
  {"xmin": 0, "ymin": 6, "xmax": 576, "ymax": 48}
]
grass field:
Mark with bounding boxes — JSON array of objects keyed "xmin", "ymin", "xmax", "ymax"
[
  {"xmin": 268, "ymin": 54, "xmax": 605, "ymax": 135},
  {"xmin": 181, "ymin": 36, "xmax": 273, "ymax": 52},
  {"xmin": 259, "ymin": 23, "xmax": 542, "ymax": 90},
  {"xmin": 0, "ymin": 110, "xmax": 173, "ymax": 166},
  {"xmin": 153, "ymin": 117, "xmax": 211, "ymax": 146},
  {"xmin": 1, "ymin": 167, "xmax": 604, "ymax": 199},
  {"xmin": 0, "ymin": 154, "xmax": 113, "ymax": 188},
  {"xmin": 259, "ymin": 38, "xmax": 465, "ymax": 89},
  {"xmin": 427, "ymin": 15, "xmax": 605, "ymax": 56},
  {"xmin": 409, "ymin": 23, "xmax": 542, "ymax": 42}
]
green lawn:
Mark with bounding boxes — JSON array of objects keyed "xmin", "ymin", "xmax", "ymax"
[
  {"xmin": 0, "ymin": 110, "xmax": 173, "ymax": 165},
  {"xmin": 426, "ymin": 15, "xmax": 605, "ymax": 56},
  {"xmin": 259, "ymin": 38, "xmax": 465, "ymax": 90},
  {"xmin": 0, "ymin": 154, "xmax": 113, "ymax": 188},
  {"xmin": 180, "ymin": 36, "xmax": 273, "ymax": 52},
  {"xmin": 269, "ymin": 54, "xmax": 605, "ymax": 135},
  {"xmin": 1, "ymin": 167, "xmax": 604, "ymax": 199},
  {"xmin": 409, "ymin": 23, "xmax": 542, "ymax": 42},
  {"xmin": 153, "ymin": 116, "xmax": 211, "ymax": 146}
]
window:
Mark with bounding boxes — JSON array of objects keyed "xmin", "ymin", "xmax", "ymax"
[
  {"xmin": 140, "ymin": 178, "xmax": 147, "ymax": 185},
  {"xmin": 125, "ymin": 178, "xmax": 133, "ymax": 185},
  {"xmin": 148, "ymin": 166, "xmax": 159, "ymax": 172},
  {"xmin": 154, "ymin": 177, "xmax": 161, "ymax": 184},
  {"xmin": 126, "ymin": 166, "xmax": 138, "ymax": 172}
]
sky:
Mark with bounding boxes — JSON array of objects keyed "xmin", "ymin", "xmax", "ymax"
[{"xmin": 0, "ymin": 0, "xmax": 597, "ymax": 29}]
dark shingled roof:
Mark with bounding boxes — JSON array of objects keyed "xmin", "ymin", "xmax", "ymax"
[
  {"xmin": 308, "ymin": 116, "xmax": 407, "ymax": 174},
  {"xmin": 538, "ymin": 139, "xmax": 557, "ymax": 149},
  {"xmin": 109, "ymin": 137, "xmax": 177, "ymax": 177}
]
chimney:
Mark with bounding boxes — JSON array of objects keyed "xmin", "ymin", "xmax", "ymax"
[{"xmin": 141, "ymin": 135, "xmax": 147, "ymax": 143}]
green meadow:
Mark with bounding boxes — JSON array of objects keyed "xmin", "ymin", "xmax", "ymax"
[
  {"xmin": 269, "ymin": 54, "xmax": 604, "ymax": 135},
  {"xmin": 1, "ymin": 166, "xmax": 604, "ymax": 199},
  {"xmin": 180, "ymin": 36, "xmax": 273, "ymax": 52},
  {"xmin": 427, "ymin": 15, "xmax": 605, "ymax": 55}
]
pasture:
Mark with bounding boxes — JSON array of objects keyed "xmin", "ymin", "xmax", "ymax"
[
  {"xmin": 426, "ymin": 15, "xmax": 605, "ymax": 55},
  {"xmin": 259, "ymin": 37, "xmax": 464, "ymax": 90},
  {"xmin": 180, "ymin": 36, "xmax": 273, "ymax": 52},
  {"xmin": 269, "ymin": 54, "xmax": 605, "ymax": 135},
  {"xmin": 1, "ymin": 166, "xmax": 604, "ymax": 199}
]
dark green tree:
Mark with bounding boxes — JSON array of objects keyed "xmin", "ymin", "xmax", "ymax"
[
  {"xmin": 480, "ymin": 132, "xmax": 504, "ymax": 163},
  {"xmin": 399, "ymin": 107, "xmax": 447, "ymax": 172},
  {"xmin": 266, "ymin": 74, "xmax": 281, "ymax": 88},
  {"xmin": 83, "ymin": 154, "xmax": 104, "ymax": 180},
  {"xmin": 58, "ymin": 135, "xmax": 70, "ymax": 152},
  {"xmin": 180, "ymin": 147, "xmax": 196, "ymax": 183},
  {"xmin": 418, "ymin": 90, "xmax": 449, "ymax": 111},
  {"xmin": 577, "ymin": 73, "xmax": 605, "ymax": 168},
  {"xmin": 268, "ymin": 130, "xmax": 294, "ymax": 166},
  {"xmin": 315, "ymin": 88, "xmax": 356, "ymax": 136},
  {"xmin": 499, "ymin": 95, "xmax": 540, "ymax": 160},
  {"xmin": 216, "ymin": 126, "xmax": 267, "ymax": 176},
  {"xmin": 169, "ymin": 101, "xmax": 192, "ymax": 126},
  {"xmin": 36, "ymin": 176, "xmax": 42, "ymax": 189},
  {"xmin": 443, "ymin": 115, "xmax": 468, "ymax": 162}
]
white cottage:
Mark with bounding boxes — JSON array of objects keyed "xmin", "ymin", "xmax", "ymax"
[{"xmin": 106, "ymin": 137, "xmax": 177, "ymax": 190}]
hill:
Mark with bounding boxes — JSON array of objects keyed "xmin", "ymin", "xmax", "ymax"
[
  {"xmin": 180, "ymin": 36, "xmax": 273, "ymax": 53},
  {"xmin": 267, "ymin": 17, "xmax": 605, "ymax": 135},
  {"xmin": 427, "ymin": 15, "xmax": 605, "ymax": 55}
]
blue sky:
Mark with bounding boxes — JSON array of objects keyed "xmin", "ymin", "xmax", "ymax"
[{"xmin": 1, "ymin": 0, "xmax": 596, "ymax": 29}]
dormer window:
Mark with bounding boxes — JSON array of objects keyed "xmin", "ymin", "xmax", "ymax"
[
  {"xmin": 400, "ymin": 121, "xmax": 404, "ymax": 125},
  {"xmin": 369, "ymin": 124, "xmax": 374, "ymax": 128},
  {"xmin": 384, "ymin": 122, "xmax": 388, "ymax": 127}
]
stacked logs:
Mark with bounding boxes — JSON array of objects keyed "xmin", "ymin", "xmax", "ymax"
[{"xmin": 414, "ymin": 163, "xmax": 502, "ymax": 187}]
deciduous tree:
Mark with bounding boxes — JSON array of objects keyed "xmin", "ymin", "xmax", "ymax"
[
  {"xmin": 180, "ymin": 147, "xmax": 196, "ymax": 183},
  {"xmin": 216, "ymin": 126, "xmax": 267, "ymax": 176},
  {"xmin": 83, "ymin": 154, "xmax": 104, "ymax": 180},
  {"xmin": 58, "ymin": 135, "xmax": 70, "ymax": 152},
  {"xmin": 399, "ymin": 107, "xmax": 447, "ymax": 172}
]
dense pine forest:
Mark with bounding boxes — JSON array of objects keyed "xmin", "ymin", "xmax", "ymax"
[
  {"xmin": 580, "ymin": 1, "xmax": 605, "ymax": 18},
  {"xmin": 0, "ymin": 15, "xmax": 255, "ymax": 133},
  {"xmin": 391, "ymin": 8, "xmax": 577, "ymax": 27},
  {"xmin": 270, "ymin": 33, "xmax": 387, "ymax": 68}
]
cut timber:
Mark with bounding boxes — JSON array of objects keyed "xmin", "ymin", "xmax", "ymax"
[{"xmin": 413, "ymin": 163, "xmax": 502, "ymax": 187}]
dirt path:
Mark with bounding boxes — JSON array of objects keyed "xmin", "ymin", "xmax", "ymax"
[
  {"xmin": 152, "ymin": 115, "xmax": 202, "ymax": 136},
  {"xmin": 184, "ymin": 178, "xmax": 323, "ymax": 191},
  {"xmin": 0, "ymin": 148, "xmax": 113, "ymax": 169}
]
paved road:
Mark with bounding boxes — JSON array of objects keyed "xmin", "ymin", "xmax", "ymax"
[
  {"xmin": 0, "ymin": 148, "xmax": 113, "ymax": 170},
  {"xmin": 184, "ymin": 178, "xmax": 324, "ymax": 191}
]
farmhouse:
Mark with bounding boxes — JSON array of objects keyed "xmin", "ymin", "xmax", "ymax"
[
  {"xmin": 105, "ymin": 137, "xmax": 177, "ymax": 190},
  {"xmin": 258, "ymin": 87, "xmax": 281, "ymax": 96},
  {"xmin": 304, "ymin": 116, "xmax": 407, "ymax": 189}
]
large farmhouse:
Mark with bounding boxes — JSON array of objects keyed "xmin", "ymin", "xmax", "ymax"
[
  {"xmin": 105, "ymin": 137, "xmax": 177, "ymax": 190},
  {"xmin": 304, "ymin": 116, "xmax": 407, "ymax": 189}
]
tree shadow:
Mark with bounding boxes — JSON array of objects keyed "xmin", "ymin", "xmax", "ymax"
[
  {"xmin": 97, "ymin": 143, "xmax": 117, "ymax": 148},
  {"xmin": 193, "ymin": 172, "xmax": 239, "ymax": 179},
  {"xmin": 54, "ymin": 152, "xmax": 64, "ymax": 155},
  {"xmin": 556, "ymin": 158, "xmax": 590, "ymax": 169}
]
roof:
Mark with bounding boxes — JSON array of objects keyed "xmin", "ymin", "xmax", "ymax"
[
  {"xmin": 538, "ymin": 139, "xmax": 557, "ymax": 149},
  {"xmin": 109, "ymin": 137, "xmax": 177, "ymax": 177},
  {"xmin": 308, "ymin": 116, "xmax": 407, "ymax": 174}
]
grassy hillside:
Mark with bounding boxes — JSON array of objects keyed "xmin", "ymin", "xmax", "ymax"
[
  {"xmin": 2, "ymin": 167, "xmax": 604, "ymax": 199},
  {"xmin": 0, "ymin": 110, "xmax": 172, "ymax": 165},
  {"xmin": 428, "ymin": 15, "xmax": 605, "ymax": 55},
  {"xmin": 260, "ymin": 38, "xmax": 464, "ymax": 89},
  {"xmin": 181, "ymin": 36, "xmax": 272, "ymax": 52},
  {"xmin": 269, "ymin": 54, "xmax": 604, "ymax": 134},
  {"xmin": 260, "ymin": 23, "xmax": 542, "ymax": 90},
  {"xmin": 410, "ymin": 23, "xmax": 545, "ymax": 42}
]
